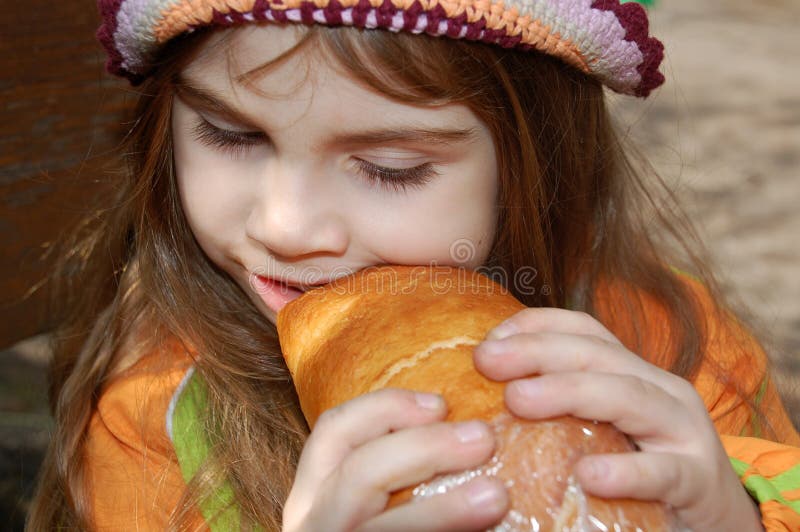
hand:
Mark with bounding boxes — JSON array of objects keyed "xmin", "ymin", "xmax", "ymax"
[
  {"xmin": 473, "ymin": 307, "xmax": 763, "ymax": 532},
  {"xmin": 282, "ymin": 388, "xmax": 510, "ymax": 532}
]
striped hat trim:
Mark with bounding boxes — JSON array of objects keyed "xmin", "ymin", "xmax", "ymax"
[{"xmin": 101, "ymin": 0, "xmax": 664, "ymax": 96}]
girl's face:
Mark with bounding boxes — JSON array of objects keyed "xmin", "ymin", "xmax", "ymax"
[{"xmin": 172, "ymin": 25, "xmax": 499, "ymax": 325}]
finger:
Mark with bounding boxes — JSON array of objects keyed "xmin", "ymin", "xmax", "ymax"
[
  {"xmin": 316, "ymin": 420, "xmax": 497, "ymax": 529},
  {"xmin": 293, "ymin": 389, "xmax": 447, "ymax": 501},
  {"xmin": 576, "ymin": 451, "xmax": 759, "ymax": 531},
  {"xmin": 575, "ymin": 452, "xmax": 704, "ymax": 511},
  {"xmin": 503, "ymin": 372, "xmax": 693, "ymax": 443},
  {"xmin": 356, "ymin": 477, "xmax": 509, "ymax": 532},
  {"xmin": 485, "ymin": 307, "xmax": 620, "ymax": 344},
  {"xmin": 336, "ymin": 420, "xmax": 495, "ymax": 493},
  {"xmin": 475, "ymin": 331, "xmax": 661, "ymax": 384}
]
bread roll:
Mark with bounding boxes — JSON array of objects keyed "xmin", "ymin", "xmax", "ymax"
[{"xmin": 277, "ymin": 265, "xmax": 675, "ymax": 531}]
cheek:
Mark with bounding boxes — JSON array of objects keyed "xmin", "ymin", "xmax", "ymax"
[
  {"xmin": 358, "ymin": 161, "xmax": 498, "ymax": 267},
  {"xmin": 173, "ymin": 138, "xmax": 252, "ymax": 264}
]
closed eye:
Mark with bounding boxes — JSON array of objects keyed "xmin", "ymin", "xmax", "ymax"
[
  {"xmin": 353, "ymin": 159, "xmax": 438, "ymax": 193},
  {"xmin": 190, "ymin": 118, "xmax": 439, "ymax": 192},
  {"xmin": 190, "ymin": 118, "xmax": 266, "ymax": 157}
]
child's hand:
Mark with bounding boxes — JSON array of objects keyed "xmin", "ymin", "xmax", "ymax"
[
  {"xmin": 282, "ymin": 388, "xmax": 510, "ymax": 532},
  {"xmin": 473, "ymin": 307, "xmax": 763, "ymax": 532}
]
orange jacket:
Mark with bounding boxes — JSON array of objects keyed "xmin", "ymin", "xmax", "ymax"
[
  {"xmin": 85, "ymin": 277, "xmax": 800, "ymax": 530},
  {"xmin": 593, "ymin": 275, "xmax": 800, "ymax": 530}
]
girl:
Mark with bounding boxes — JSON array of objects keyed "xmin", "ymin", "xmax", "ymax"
[{"xmin": 28, "ymin": 0, "xmax": 800, "ymax": 530}]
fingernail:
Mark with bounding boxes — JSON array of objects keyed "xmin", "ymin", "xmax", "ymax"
[
  {"xmin": 476, "ymin": 340, "xmax": 504, "ymax": 357},
  {"xmin": 454, "ymin": 421, "xmax": 488, "ymax": 443},
  {"xmin": 486, "ymin": 320, "xmax": 518, "ymax": 341},
  {"xmin": 511, "ymin": 378, "xmax": 541, "ymax": 397},
  {"xmin": 466, "ymin": 479, "xmax": 503, "ymax": 509},
  {"xmin": 415, "ymin": 392, "xmax": 444, "ymax": 411}
]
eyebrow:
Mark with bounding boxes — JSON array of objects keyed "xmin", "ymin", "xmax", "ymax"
[
  {"xmin": 174, "ymin": 75, "xmax": 478, "ymax": 148},
  {"xmin": 326, "ymin": 127, "xmax": 477, "ymax": 149},
  {"xmin": 174, "ymin": 74, "xmax": 261, "ymax": 128}
]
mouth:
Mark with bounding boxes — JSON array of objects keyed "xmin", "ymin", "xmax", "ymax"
[
  {"xmin": 251, "ymin": 274, "xmax": 309, "ymax": 314},
  {"xmin": 254, "ymin": 275, "xmax": 332, "ymax": 293}
]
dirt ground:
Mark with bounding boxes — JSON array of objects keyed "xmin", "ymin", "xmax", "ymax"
[
  {"xmin": 611, "ymin": 0, "xmax": 800, "ymax": 417},
  {"xmin": 1, "ymin": 0, "xmax": 798, "ymax": 527}
]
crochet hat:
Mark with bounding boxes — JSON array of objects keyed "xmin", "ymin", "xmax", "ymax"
[{"xmin": 96, "ymin": 0, "xmax": 665, "ymax": 97}]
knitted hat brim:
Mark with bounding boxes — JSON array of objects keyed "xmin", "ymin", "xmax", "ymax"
[{"xmin": 97, "ymin": 0, "xmax": 664, "ymax": 96}]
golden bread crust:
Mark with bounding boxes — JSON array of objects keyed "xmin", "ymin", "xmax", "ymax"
[{"xmin": 277, "ymin": 265, "xmax": 673, "ymax": 530}]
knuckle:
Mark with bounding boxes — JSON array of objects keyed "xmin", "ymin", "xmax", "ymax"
[
  {"xmin": 665, "ymin": 372, "xmax": 691, "ymax": 393},
  {"xmin": 573, "ymin": 310, "xmax": 595, "ymax": 324},
  {"xmin": 580, "ymin": 335, "xmax": 611, "ymax": 362},
  {"xmin": 367, "ymin": 388, "xmax": 420, "ymax": 413},
  {"xmin": 513, "ymin": 306, "xmax": 551, "ymax": 329},
  {"xmin": 585, "ymin": 333, "xmax": 611, "ymax": 349},
  {"xmin": 559, "ymin": 372, "xmax": 586, "ymax": 390},
  {"xmin": 562, "ymin": 346, "xmax": 593, "ymax": 372},
  {"xmin": 408, "ymin": 424, "xmax": 464, "ymax": 468},
  {"xmin": 336, "ymin": 452, "xmax": 366, "ymax": 488},
  {"xmin": 671, "ymin": 460, "xmax": 697, "ymax": 503},
  {"xmin": 663, "ymin": 456, "xmax": 699, "ymax": 505},
  {"xmin": 659, "ymin": 457, "xmax": 681, "ymax": 488},
  {"xmin": 625, "ymin": 374, "xmax": 661, "ymax": 398},
  {"xmin": 380, "ymin": 387, "xmax": 430, "ymax": 411},
  {"xmin": 314, "ymin": 404, "xmax": 346, "ymax": 434},
  {"xmin": 684, "ymin": 390, "xmax": 706, "ymax": 414},
  {"xmin": 575, "ymin": 311, "xmax": 620, "ymax": 341},
  {"xmin": 416, "ymin": 422, "xmax": 495, "ymax": 472},
  {"xmin": 665, "ymin": 374, "xmax": 707, "ymax": 411},
  {"xmin": 518, "ymin": 307, "xmax": 545, "ymax": 321},
  {"xmin": 516, "ymin": 330, "xmax": 545, "ymax": 352},
  {"xmin": 613, "ymin": 457, "xmax": 638, "ymax": 489},
  {"xmin": 374, "ymin": 387, "xmax": 412, "ymax": 402},
  {"xmin": 419, "ymin": 420, "xmax": 453, "ymax": 442},
  {"xmin": 679, "ymin": 379, "xmax": 704, "ymax": 405},
  {"xmin": 572, "ymin": 310, "xmax": 607, "ymax": 334}
]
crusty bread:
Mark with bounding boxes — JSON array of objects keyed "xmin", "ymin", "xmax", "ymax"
[{"xmin": 277, "ymin": 265, "xmax": 673, "ymax": 530}]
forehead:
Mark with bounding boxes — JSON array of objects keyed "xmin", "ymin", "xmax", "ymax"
[
  {"xmin": 178, "ymin": 24, "xmax": 485, "ymax": 136},
  {"xmin": 183, "ymin": 24, "xmax": 318, "ymax": 91}
]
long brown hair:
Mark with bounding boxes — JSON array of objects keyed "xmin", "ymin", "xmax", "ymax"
[{"xmin": 29, "ymin": 23, "xmax": 746, "ymax": 530}]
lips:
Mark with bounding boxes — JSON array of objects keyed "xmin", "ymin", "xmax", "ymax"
[
  {"xmin": 251, "ymin": 274, "xmax": 306, "ymax": 314},
  {"xmin": 256, "ymin": 275, "xmax": 302, "ymax": 291},
  {"xmin": 256, "ymin": 275, "xmax": 328, "ymax": 292},
  {"xmin": 255, "ymin": 275, "xmax": 330, "ymax": 293}
]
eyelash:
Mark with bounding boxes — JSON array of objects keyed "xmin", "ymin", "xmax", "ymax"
[
  {"xmin": 190, "ymin": 118, "xmax": 263, "ymax": 158},
  {"xmin": 189, "ymin": 118, "xmax": 438, "ymax": 192}
]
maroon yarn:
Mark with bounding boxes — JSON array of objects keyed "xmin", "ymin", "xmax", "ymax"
[
  {"xmin": 323, "ymin": 0, "xmax": 344, "ymax": 25},
  {"xmin": 590, "ymin": 0, "xmax": 664, "ymax": 96},
  {"xmin": 271, "ymin": 8, "xmax": 290, "ymax": 23},
  {"xmin": 299, "ymin": 2, "xmax": 317, "ymax": 23},
  {"xmin": 96, "ymin": 0, "xmax": 665, "ymax": 95},
  {"xmin": 347, "ymin": 0, "xmax": 365, "ymax": 27},
  {"xmin": 211, "ymin": 9, "xmax": 233, "ymax": 26},
  {"xmin": 96, "ymin": 0, "xmax": 140, "ymax": 83},
  {"xmin": 228, "ymin": 10, "xmax": 249, "ymax": 24},
  {"xmin": 401, "ymin": 2, "xmax": 422, "ymax": 31},
  {"xmin": 375, "ymin": 2, "xmax": 396, "ymax": 28}
]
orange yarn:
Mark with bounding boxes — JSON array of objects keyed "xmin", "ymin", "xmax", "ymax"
[{"xmin": 153, "ymin": 0, "xmax": 588, "ymax": 74}]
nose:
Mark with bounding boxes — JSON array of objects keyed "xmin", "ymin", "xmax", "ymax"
[{"xmin": 245, "ymin": 161, "xmax": 350, "ymax": 258}]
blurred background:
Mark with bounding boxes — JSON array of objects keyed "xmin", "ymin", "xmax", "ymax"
[{"xmin": 1, "ymin": 0, "xmax": 798, "ymax": 528}]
